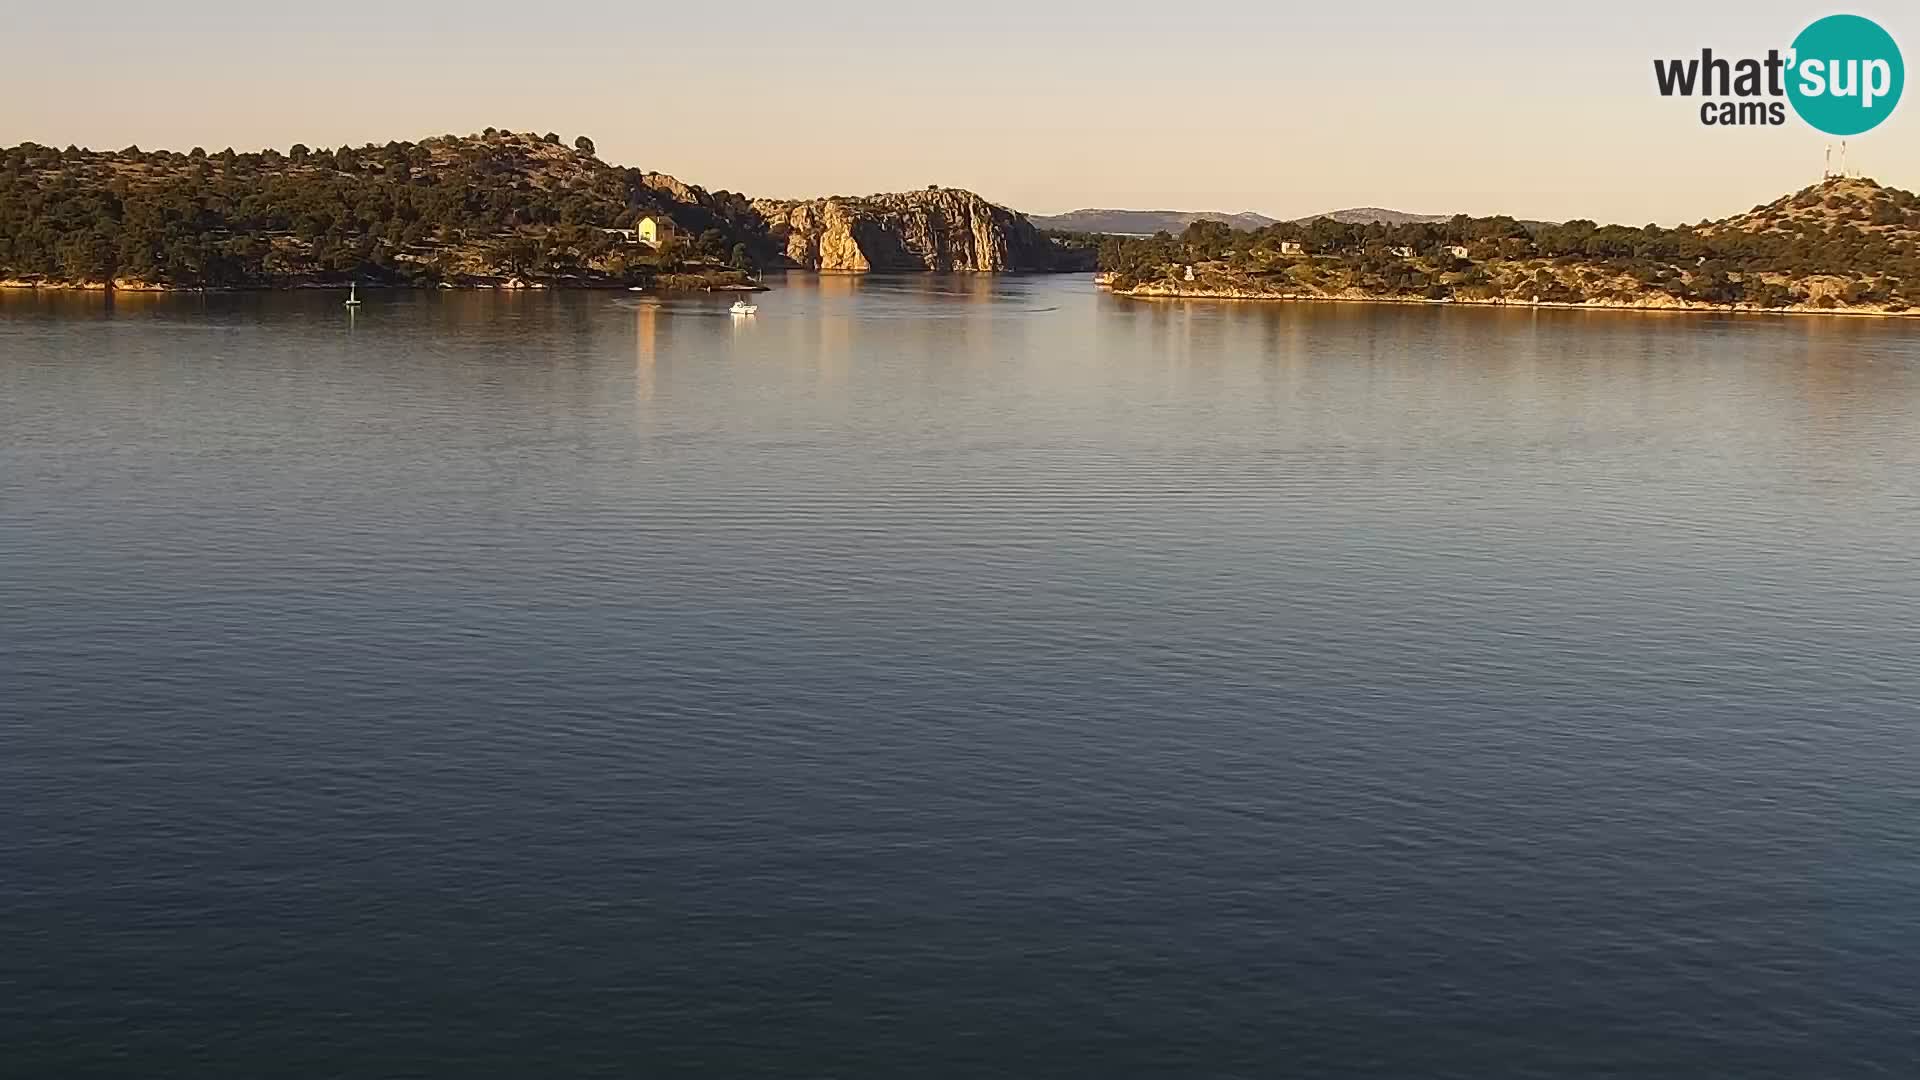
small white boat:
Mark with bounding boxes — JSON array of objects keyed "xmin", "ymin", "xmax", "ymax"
[
  {"xmin": 730, "ymin": 299, "xmax": 758, "ymax": 316},
  {"xmin": 628, "ymin": 285, "xmax": 647, "ymax": 292},
  {"xmin": 344, "ymin": 282, "xmax": 362, "ymax": 307}
]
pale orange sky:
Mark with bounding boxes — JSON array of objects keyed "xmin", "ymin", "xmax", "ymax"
[{"xmin": 2, "ymin": 1, "xmax": 1913, "ymax": 225}]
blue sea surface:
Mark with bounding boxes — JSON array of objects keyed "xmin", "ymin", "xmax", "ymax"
[{"xmin": 4, "ymin": 276, "xmax": 1920, "ymax": 1076}]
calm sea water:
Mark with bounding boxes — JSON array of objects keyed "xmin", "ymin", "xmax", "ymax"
[{"xmin": 4, "ymin": 276, "xmax": 1920, "ymax": 1077}]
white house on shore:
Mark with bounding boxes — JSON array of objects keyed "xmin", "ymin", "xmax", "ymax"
[
  {"xmin": 1279, "ymin": 241, "xmax": 1305, "ymax": 255},
  {"xmin": 1444, "ymin": 244, "xmax": 1470, "ymax": 259},
  {"xmin": 637, "ymin": 215, "xmax": 677, "ymax": 248}
]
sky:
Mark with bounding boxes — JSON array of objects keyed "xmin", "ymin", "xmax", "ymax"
[{"xmin": 2, "ymin": 0, "xmax": 1914, "ymax": 225}]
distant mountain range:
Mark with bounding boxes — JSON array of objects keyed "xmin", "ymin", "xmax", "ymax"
[
  {"xmin": 1030, "ymin": 209, "xmax": 1280, "ymax": 235},
  {"xmin": 1292, "ymin": 207, "xmax": 1454, "ymax": 226},
  {"xmin": 1032, "ymin": 206, "xmax": 1459, "ymax": 235}
]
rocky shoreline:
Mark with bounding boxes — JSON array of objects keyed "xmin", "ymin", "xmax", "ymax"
[
  {"xmin": 1098, "ymin": 275, "xmax": 1920, "ymax": 318},
  {"xmin": 752, "ymin": 188, "xmax": 1081, "ymax": 272},
  {"xmin": 1, "ymin": 273, "xmax": 768, "ymax": 294}
]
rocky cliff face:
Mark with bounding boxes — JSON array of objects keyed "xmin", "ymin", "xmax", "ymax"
[{"xmin": 750, "ymin": 188, "xmax": 1059, "ymax": 272}]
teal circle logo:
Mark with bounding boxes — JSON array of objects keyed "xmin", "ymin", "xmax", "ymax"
[{"xmin": 1787, "ymin": 14, "xmax": 1903, "ymax": 135}]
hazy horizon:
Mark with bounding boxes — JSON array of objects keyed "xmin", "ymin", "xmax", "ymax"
[{"xmin": 4, "ymin": 0, "xmax": 1913, "ymax": 227}]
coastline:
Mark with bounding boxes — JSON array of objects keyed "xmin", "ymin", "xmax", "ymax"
[
  {"xmin": 0, "ymin": 277, "xmax": 770, "ymax": 295},
  {"xmin": 1100, "ymin": 280, "xmax": 1920, "ymax": 319}
]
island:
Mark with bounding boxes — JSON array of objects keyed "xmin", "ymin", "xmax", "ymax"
[
  {"xmin": 1093, "ymin": 177, "xmax": 1920, "ymax": 316},
  {"xmin": 0, "ymin": 130, "xmax": 1090, "ymax": 292}
]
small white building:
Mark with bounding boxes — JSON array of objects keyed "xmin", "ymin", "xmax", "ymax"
[
  {"xmin": 1389, "ymin": 246, "xmax": 1414, "ymax": 258},
  {"xmin": 637, "ymin": 215, "xmax": 677, "ymax": 248},
  {"xmin": 1444, "ymin": 244, "xmax": 1470, "ymax": 259},
  {"xmin": 1279, "ymin": 241, "xmax": 1305, "ymax": 256}
]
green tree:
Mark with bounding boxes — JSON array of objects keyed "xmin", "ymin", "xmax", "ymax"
[
  {"xmin": 654, "ymin": 234, "xmax": 683, "ymax": 272},
  {"xmin": 502, "ymin": 236, "xmax": 540, "ymax": 275}
]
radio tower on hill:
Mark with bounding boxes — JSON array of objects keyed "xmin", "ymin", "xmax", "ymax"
[{"xmin": 1825, "ymin": 141, "xmax": 1854, "ymax": 181}]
